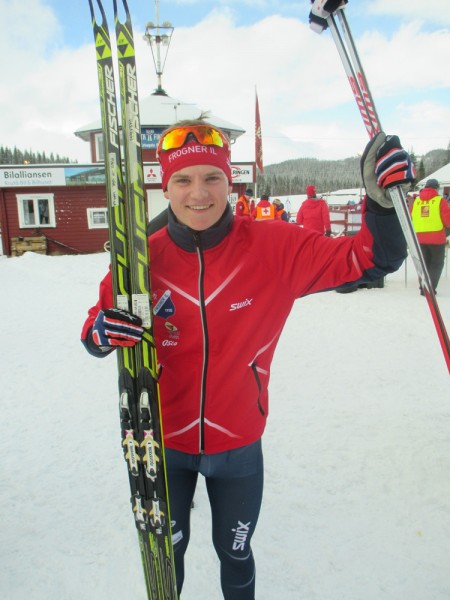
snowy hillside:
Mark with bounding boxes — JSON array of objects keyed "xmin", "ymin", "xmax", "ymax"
[{"xmin": 1, "ymin": 250, "xmax": 449, "ymax": 600}]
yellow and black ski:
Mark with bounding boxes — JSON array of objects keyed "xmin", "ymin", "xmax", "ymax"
[{"xmin": 88, "ymin": 0, "xmax": 177, "ymax": 597}]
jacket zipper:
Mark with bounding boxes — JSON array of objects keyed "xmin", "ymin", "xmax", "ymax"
[{"xmin": 194, "ymin": 233, "xmax": 208, "ymax": 453}]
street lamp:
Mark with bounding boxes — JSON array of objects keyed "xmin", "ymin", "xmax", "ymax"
[{"xmin": 143, "ymin": 1, "xmax": 173, "ymax": 96}]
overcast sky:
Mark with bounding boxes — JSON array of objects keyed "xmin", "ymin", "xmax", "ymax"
[{"xmin": 1, "ymin": 0, "xmax": 449, "ymax": 166}]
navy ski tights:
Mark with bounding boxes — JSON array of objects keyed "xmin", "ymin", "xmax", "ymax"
[{"xmin": 165, "ymin": 440, "xmax": 264, "ymax": 600}]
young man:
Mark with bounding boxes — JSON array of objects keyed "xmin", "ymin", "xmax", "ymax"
[{"xmin": 81, "ymin": 121, "xmax": 411, "ymax": 599}]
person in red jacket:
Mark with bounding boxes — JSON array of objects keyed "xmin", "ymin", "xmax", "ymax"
[
  {"xmin": 235, "ymin": 187, "xmax": 255, "ymax": 217},
  {"xmin": 411, "ymin": 178, "xmax": 450, "ymax": 294},
  {"xmin": 81, "ymin": 121, "xmax": 412, "ymax": 599},
  {"xmin": 296, "ymin": 184, "xmax": 331, "ymax": 235}
]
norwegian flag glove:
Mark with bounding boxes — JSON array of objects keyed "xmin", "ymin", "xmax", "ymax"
[
  {"xmin": 91, "ymin": 308, "xmax": 144, "ymax": 350},
  {"xmin": 361, "ymin": 132, "xmax": 415, "ymax": 209},
  {"xmin": 375, "ymin": 134, "xmax": 416, "ymax": 189}
]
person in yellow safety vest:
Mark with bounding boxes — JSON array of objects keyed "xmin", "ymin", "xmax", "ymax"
[
  {"xmin": 411, "ymin": 178, "xmax": 450, "ymax": 294},
  {"xmin": 254, "ymin": 194, "xmax": 277, "ymax": 221}
]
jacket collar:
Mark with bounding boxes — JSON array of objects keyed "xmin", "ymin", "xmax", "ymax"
[{"xmin": 167, "ymin": 202, "xmax": 234, "ymax": 252}]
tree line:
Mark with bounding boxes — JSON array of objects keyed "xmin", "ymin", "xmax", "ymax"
[
  {"xmin": 1, "ymin": 142, "xmax": 448, "ymax": 192},
  {"xmin": 0, "ymin": 145, "xmax": 76, "ymax": 165},
  {"xmin": 257, "ymin": 145, "xmax": 450, "ymax": 196}
]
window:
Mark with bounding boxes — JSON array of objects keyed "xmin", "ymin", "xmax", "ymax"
[
  {"xmin": 94, "ymin": 133, "xmax": 105, "ymax": 163},
  {"xmin": 94, "ymin": 131, "xmax": 124, "ymax": 163},
  {"xmin": 17, "ymin": 194, "xmax": 55, "ymax": 228},
  {"xmin": 87, "ymin": 208, "xmax": 108, "ymax": 229}
]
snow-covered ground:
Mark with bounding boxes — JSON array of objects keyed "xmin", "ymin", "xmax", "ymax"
[{"xmin": 1, "ymin": 249, "xmax": 449, "ymax": 600}]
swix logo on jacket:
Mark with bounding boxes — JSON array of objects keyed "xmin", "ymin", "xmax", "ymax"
[
  {"xmin": 230, "ymin": 298, "xmax": 253, "ymax": 311},
  {"xmin": 81, "ymin": 205, "xmax": 406, "ymax": 455}
]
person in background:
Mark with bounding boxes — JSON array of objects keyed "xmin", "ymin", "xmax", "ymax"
[
  {"xmin": 410, "ymin": 178, "xmax": 450, "ymax": 294},
  {"xmin": 235, "ymin": 188, "xmax": 255, "ymax": 218},
  {"xmin": 254, "ymin": 193, "xmax": 277, "ymax": 221},
  {"xmin": 272, "ymin": 198, "xmax": 289, "ymax": 222},
  {"xmin": 81, "ymin": 121, "xmax": 412, "ymax": 600},
  {"xmin": 406, "ymin": 193, "xmax": 415, "ymax": 209},
  {"xmin": 296, "ymin": 184, "xmax": 331, "ymax": 236}
]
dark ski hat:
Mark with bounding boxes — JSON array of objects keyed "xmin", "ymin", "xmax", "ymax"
[
  {"xmin": 245, "ymin": 188, "xmax": 253, "ymax": 196},
  {"xmin": 261, "ymin": 194, "xmax": 269, "ymax": 200},
  {"xmin": 425, "ymin": 178, "xmax": 439, "ymax": 189}
]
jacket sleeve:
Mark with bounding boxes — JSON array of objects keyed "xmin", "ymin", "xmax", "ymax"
[
  {"xmin": 80, "ymin": 269, "xmax": 115, "ymax": 357},
  {"xmin": 440, "ymin": 198, "xmax": 450, "ymax": 228},
  {"xmin": 274, "ymin": 197, "xmax": 407, "ymax": 298},
  {"xmin": 296, "ymin": 207, "xmax": 303, "ymax": 225},
  {"xmin": 352, "ymin": 198, "xmax": 407, "ymax": 283}
]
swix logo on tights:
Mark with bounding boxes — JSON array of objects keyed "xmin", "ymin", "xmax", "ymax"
[{"xmin": 231, "ymin": 521, "xmax": 251, "ymax": 551}]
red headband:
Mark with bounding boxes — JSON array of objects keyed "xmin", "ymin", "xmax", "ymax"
[{"xmin": 158, "ymin": 140, "xmax": 232, "ymax": 191}]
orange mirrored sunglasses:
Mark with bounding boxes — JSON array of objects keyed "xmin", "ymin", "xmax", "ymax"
[{"xmin": 157, "ymin": 125, "xmax": 229, "ymax": 156}]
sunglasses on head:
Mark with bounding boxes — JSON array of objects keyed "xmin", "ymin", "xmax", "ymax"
[{"xmin": 157, "ymin": 125, "xmax": 230, "ymax": 156}]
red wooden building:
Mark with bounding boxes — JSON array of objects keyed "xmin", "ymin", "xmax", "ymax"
[{"xmin": 0, "ymin": 93, "xmax": 256, "ymax": 257}]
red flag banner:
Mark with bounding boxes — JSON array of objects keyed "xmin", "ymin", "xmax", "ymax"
[{"xmin": 255, "ymin": 91, "xmax": 264, "ymax": 173}]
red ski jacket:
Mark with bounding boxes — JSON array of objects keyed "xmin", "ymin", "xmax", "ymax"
[
  {"xmin": 296, "ymin": 198, "xmax": 331, "ymax": 234},
  {"xmin": 81, "ymin": 201, "xmax": 405, "ymax": 455}
]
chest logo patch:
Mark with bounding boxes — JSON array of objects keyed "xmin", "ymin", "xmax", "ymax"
[{"xmin": 153, "ymin": 289, "xmax": 175, "ymax": 319}]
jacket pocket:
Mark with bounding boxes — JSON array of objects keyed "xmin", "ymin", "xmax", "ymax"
[{"xmin": 251, "ymin": 362, "xmax": 266, "ymax": 416}]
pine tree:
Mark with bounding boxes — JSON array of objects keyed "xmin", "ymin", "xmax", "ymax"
[{"xmin": 0, "ymin": 144, "xmax": 75, "ymax": 165}]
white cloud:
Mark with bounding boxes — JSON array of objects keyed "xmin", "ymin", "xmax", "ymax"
[
  {"xmin": 0, "ymin": 0, "xmax": 61, "ymax": 62},
  {"xmin": 0, "ymin": 0, "xmax": 97, "ymax": 161},
  {"xmin": 396, "ymin": 100, "xmax": 450, "ymax": 152},
  {"xmin": 0, "ymin": 1, "xmax": 448, "ymax": 166},
  {"xmin": 368, "ymin": 0, "xmax": 450, "ymax": 25},
  {"xmin": 358, "ymin": 22, "xmax": 450, "ymax": 92}
]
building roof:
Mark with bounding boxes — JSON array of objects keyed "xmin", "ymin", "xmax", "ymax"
[
  {"xmin": 75, "ymin": 91, "xmax": 245, "ymax": 143},
  {"xmin": 417, "ymin": 162, "xmax": 450, "ymax": 188}
]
